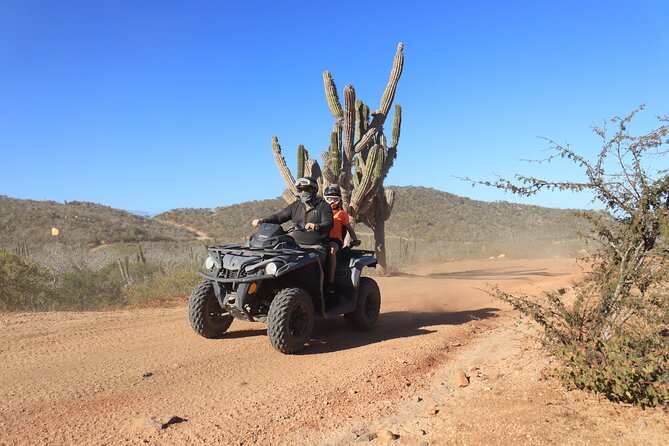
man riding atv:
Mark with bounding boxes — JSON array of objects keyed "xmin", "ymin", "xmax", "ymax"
[
  {"xmin": 252, "ymin": 176, "xmax": 333, "ymax": 260},
  {"xmin": 188, "ymin": 176, "xmax": 381, "ymax": 354}
]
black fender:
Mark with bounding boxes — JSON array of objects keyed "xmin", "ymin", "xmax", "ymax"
[{"xmin": 349, "ymin": 256, "xmax": 377, "ymax": 291}]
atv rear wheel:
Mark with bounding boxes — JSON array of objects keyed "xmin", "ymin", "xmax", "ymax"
[
  {"xmin": 345, "ymin": 277, "xmax": 381, "ymax": 331},
  {"xmin": 267, "ymin": 287, "xmax": 314, "ymax": 354},
  {"xmin": 188, "ymin": 280, "xmax": 233, "ymax": 338}
]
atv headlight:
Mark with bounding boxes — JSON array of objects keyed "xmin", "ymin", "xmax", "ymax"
[
  {"xmin": 204, "ymin": 256, "xmax": 216, "ymax": 271},
  {"xmin": 265, "ymin": 262, "xmax": 278, "ymax": 275}
]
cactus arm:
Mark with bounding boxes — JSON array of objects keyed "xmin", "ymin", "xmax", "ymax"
[
  {"xmin": 322, "ymin": 164, "xmax": 337, "ymax": 184},
  {"xmin": 350, "ymin": 144, "xmax": 385, "ymax": 215},
  {"xmin": 320, "ymin": 153, "xmax": 337, "ymax": 184},
  {"xmin": 305, "ymin": 158, "xmax": 321, "ymax": 181},
  {"xmin": 328, "ymin": 124, "xmax": 342, "ymax": 179},
  {"xmin": 334, "ymin": 84, "xmax": 357, "ymax": 209},
  {"xmin": 390, "ymin": 104, "xmax": 402, "ymax": 148},
  {"xmin": 356, "ymin": 151, "xmax": 366, "ymax": 170},
  {"xmin": 379, "ymin": 133, "xmax": 387, "ymax": 149},
  {"xmin": 297, "ymin": 144, "xmax": 306, "ymax": 178},
  {"xmin": 272, "ymin": 136, "xmax": 298, "ymax": 199},
  {"xmin": 323, "ymin": 70, "xmax": 343, "ymax": 120},
  {"xmin": 355, "ymin": 100, "xmax": 371, "ymax": 143},
  {"xmin": 355, "ymin": 99, "xmax": 364, "ymax": 142},
  {"xmin": 342, "ymin": 85, "xmax": 356, "ymax": 170},
  {"xmin": 354, "ymin": 114, "xmax": 383, "ymax": 153},
  {"xmin": 379, "ymin": 188, "xmax": 395, "ymax": 221},
  {"xmin": 353, "ymin": 43, "xmax": 404, "ymax": 154},
  {"xmin": 316, "ymin": 176, "xmax": 324, "ymax": 196},
  {"xmin": 378, "ymin": 42, "xmax": 404, "ymax": 117},
  {"xmin": 353, "ymin": 164, "xmax": 362, "ymax": 189},
  {"xmin": 381, "ymin": 146, "xmax": 397, "ymax": 181},
  {"xmin": 362, "ymin": 104, "xmax": 370, "ymax": 131},
  {"xmin": 282, "ymin": 189, "xmax": 297, "ymax": 203},
  {"xmin": 380, "ymin": 105, "xmax": 401, "ymax": 181},
  {"xmin": 321, "ymin": 152, "xmax": 337, "ymax": 183}
]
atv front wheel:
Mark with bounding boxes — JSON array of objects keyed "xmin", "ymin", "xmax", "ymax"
[
  {"xmin": 267, "ymin": 287, "xmax": 314, "ymax": 354},
  {"xmin": 345, "ymin": 277, "xmax": 381, "ymax": 331},
  {"xmin": 188, "ymin": 280, "xmax": 233, "ymax": 338}
]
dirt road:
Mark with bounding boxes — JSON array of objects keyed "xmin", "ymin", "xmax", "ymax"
[{"xmin": 2, "ymin": 258, "xmax": 660, "ymax": 445}]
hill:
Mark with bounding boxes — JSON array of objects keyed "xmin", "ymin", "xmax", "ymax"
[
  {"xmin": 0, "ymin": 187, "xmax": 594, "ymax": 264},
  {"xmin": 385, "ymin": 186, "xmax": 589, "ymax": 242},
  {"xmin": 155, "ymin": 186, "xmax": 594, "ymax": 262},
  {"xmin": 155, "ymin": 198, "xmax": 286, "ymax": 243},
  {"xmin": 0, "ymin": 195, "xmax": 197, "ymax": 250}
]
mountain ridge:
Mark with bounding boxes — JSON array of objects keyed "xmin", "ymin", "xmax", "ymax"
[{"xmin": 1, "ymin": 187, "xmax": 592, "ymax": 261}]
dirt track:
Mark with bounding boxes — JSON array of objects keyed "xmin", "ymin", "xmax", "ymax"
[{"xmin": 1, "ymin": 258, "xmax": 666, "ymax": 445}]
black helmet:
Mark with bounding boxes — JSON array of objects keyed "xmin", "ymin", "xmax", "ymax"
[
  {"xmin": 324, "ymin": 185, "xmax": 341, "ymax": 197},
  {"xmin": 294, "ymin": 176, "xmax": 318, "ymax": 191}
]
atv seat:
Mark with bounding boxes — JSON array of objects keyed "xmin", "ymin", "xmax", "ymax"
[{"xmin": 298, "ymin": 244, "xmax": 327, "ymax": 263}]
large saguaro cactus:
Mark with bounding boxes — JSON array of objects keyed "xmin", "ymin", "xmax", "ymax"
[{"xmin": 271, "ymin": 43, "xmax": 404, "ymax": 275}]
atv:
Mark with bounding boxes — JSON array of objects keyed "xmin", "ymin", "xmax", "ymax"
[{"xmin": 188, "ymin": 223, "xmax": 381, "ymax": 354}]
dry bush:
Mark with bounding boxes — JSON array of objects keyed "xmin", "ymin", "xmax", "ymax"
[
  {"xmin": 0, "ymin": 246, "xmax": 53, "ymax": 311},
  {"xmin": 478, "ymin": 107, "xmax": 669, "ymax": 407}
]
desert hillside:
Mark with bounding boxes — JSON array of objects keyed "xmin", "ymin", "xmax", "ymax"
[
  {"xmin": 0, "ymin": 195, "xmax": 196, "ymax": 249},
  {"xmin": 1, "ymin": 186, "xmax": 593, "ymax": 263},
  {"xmin": 156, "ymin": 186, "xmax": 593, "ymax": 260}
]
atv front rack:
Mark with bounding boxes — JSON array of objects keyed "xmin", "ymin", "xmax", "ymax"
[{"xmin": 212, "ymin": 243, "xmax": 307, "ymax": 256}]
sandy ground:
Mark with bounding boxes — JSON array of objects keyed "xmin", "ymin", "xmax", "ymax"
[{"xmin": 0, "ymin": 258, "xmax": 666, "ymax": 445}]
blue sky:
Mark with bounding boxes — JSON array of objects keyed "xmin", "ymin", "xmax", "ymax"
[{"xmin": 1, "ymin": 0, "xmax": 667, "ymax": 213}]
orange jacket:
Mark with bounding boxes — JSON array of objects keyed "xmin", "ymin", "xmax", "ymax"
[{"xmin": 329, "ymin": 209, "xmax": 350, "ymax": 242}]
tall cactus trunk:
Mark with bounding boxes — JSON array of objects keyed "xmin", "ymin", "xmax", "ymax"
[
  {"xmin": 373, "ymin": 218, "xmax": 388, "ymax": 276},
  {"xmin": 358, "ymin": 189, "xmax": 393, "ymax": 276}
]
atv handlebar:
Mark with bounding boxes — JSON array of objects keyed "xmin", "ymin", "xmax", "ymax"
[{"xmin": 289, "ymin": 224, "xmax": 303, "ymax": 233}]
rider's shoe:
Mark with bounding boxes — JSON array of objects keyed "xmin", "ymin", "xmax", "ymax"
[{"xmin": 324, "ymin": 282, "xmax": 336, "ymax": 299}]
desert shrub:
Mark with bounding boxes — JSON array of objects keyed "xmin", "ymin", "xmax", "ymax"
[
  {"xmin": 1, "ymin": 240, "xmax": 205, "ymax": 311},
  {"xmin": 562, "ymin": 332, "xmax": 668, "ymax": 407},
  {"xmin": 124, "ymin": 265, "xmax": 200, "ymax": 304},
  {"xmin": 479, "ymin": 107, "xmax": 669, "ymax": 407},
  {"xmin": 497, "ymin": 281, "xmax": 668, "ymax": 407},
  {"xmin": 50, "ymin": 264, "xmax": 126, "ymax": 310},
  {"xmin": 0, "ymin": 244, "xmax": 127, "ymax": 311},
  {"xmin": 0, "ymin": 246, "xmax": 53, "ymax": 311}
]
